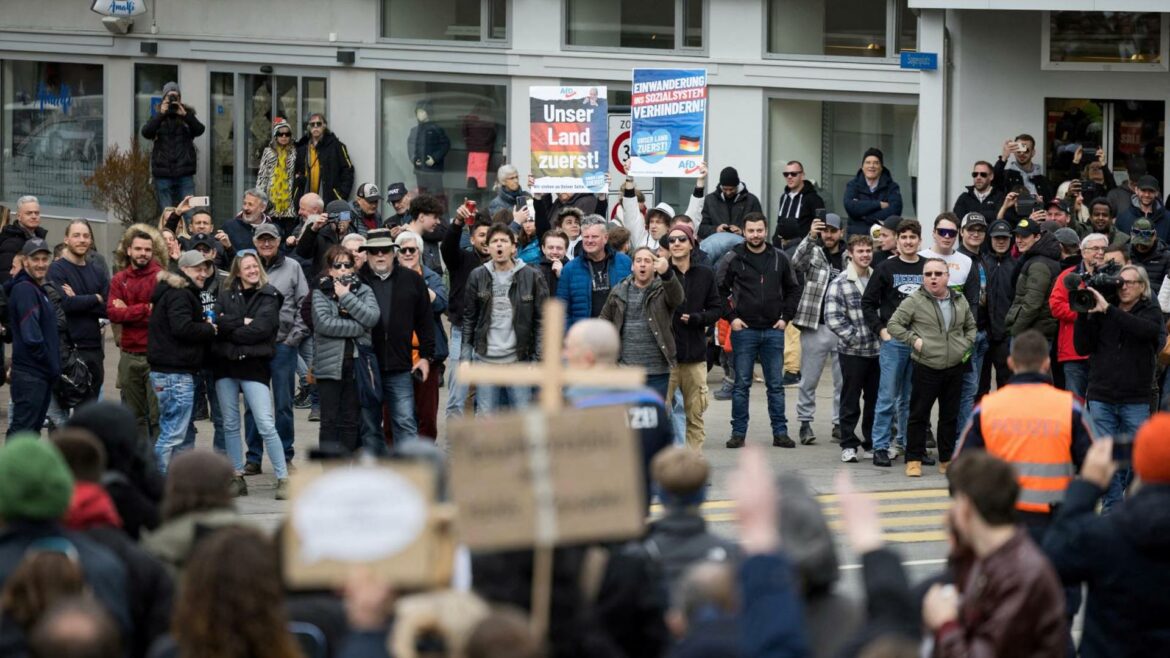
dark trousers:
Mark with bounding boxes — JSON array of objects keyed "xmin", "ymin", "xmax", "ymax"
[
  {"xmin": 979, "ymin": 336, "xmax": 1012, "ymax": 398},
  {"xmin": 413, "ymin": 364, "xmax": 442, "ymax": 441},
  {"xmin": 318, "ymin": 362, "xmax": 361, "ymax": 455},
  {"xmin": 839, "ymin": 353, "xmax": 880, "ymax": 451},
  {"xmin": 907, "ymin": 362, "xmax": 965, "ymax": 463},
  {"xmin": 8, "ymin": 368, "xmax": 54, "ymax": 437}
]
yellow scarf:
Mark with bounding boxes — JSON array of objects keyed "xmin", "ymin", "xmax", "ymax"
[{"xmin": 271, "ymin": 148, "xmax": 292, "ymax": 215}]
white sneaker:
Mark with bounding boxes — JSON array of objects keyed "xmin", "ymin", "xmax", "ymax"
[
  {"xmin": 841, "ymin": 448, "xmax": 858, "ymax": 463},
  {"xmin": 889, "ymin": 444, "xmax": 903, "ymax": 460}
]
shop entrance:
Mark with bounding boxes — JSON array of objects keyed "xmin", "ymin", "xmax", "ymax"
[
  {"xmin": 1045, "ymin": 98, "xmax": 1165, "ymax": 197},
  {"xmin": 207, "ymin": 71, "xmax": 326, "ymax": 223}
]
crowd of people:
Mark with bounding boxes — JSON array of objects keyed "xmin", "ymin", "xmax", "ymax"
[{"xmin": 1, "ymin": 98, "xmax": 1169, "ymax": 655}]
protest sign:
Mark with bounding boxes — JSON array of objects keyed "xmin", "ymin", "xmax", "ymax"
[
  {"xmin": 283, "ymin": 462, "xmax": 455, "ymax": 589},
  {"xmin": 628, "ymin": 69, "xmax": 707, "ymax": 177},
  {"xmin": 530, "ymin": 86, "xmax": 608, "ymax": 194}
]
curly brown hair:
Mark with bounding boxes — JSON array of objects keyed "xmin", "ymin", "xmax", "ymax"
[{"xmin": 173, "ymin": 526, "xmax": 303, "ymax": 658}]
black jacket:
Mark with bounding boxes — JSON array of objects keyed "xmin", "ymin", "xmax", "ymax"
[
  {"xmin": 293, "ymin": 131, "xmax": 355, "ymax": 206},
  {"xmin": 211, "ymin": 283, "xmax": 283, "ymax": 382},
  {"xmin": 719, "ymin": 243, "xmax": 800, "ymax": 328},
  {"xmin": 1043, "ymin": 481, "xmax": 1170, "ymax": 658},
  {"xmin": 407, "ymin": 120, "xmax": 451, "ymax": 171},
  {"xmin": 296, "ymin": 220, "xmax": 361, "ymax": 275},
  {"xmin": 644, "ymin": 510, "xmax": 740, "ymax": 593},
  {"xmin": 441, "ymin": 223, "xmax": 487, "ymax": 325},
  {"xmin": 952, "ymin": 186, "xmax": 1005, "ymax": 222},
  {"xmin": 699, "ymin": 183, "xmax": 764, "ymax": 239},
  {"xmin": 0, "ymin": 223, "xmax": 47, "ymax": 286},
  {"xmin": 140, "ymin": 107, "xmax": 205, "ymax": 179},
  {"xmin": 538, "ymin": 257, "xmax": 565, "ymax": 302},
  {"xmin": 461, "ymin": 261, "xmax": 548, "ymax": 362},
  {"xmin": 84, "ymin": 525, "xmax": 173, "ymax": 658},
  {"xmin": 1074, "ymin": 297, "xmax": 1164, "ymax": 405},
  {"xmin": 359, "ymin": 263, "xmax": 435, "ymax": 373},
  {"xmin": 534, "ymin": 192, "xmax": 601, "ymax": 235},
  {"xmin": 993, "ymin": 157, "xmax": 1057, "ymax": 203},
  {"xmin": 982, "ymin": 250, "xmax": 1018, "ymax": 341},
  {"xmin": 772, "ymin": 181, "xmax": 826, "ymax": 246},
  {"xmin": 671, "ymin": 259, "xmax": 721, "ymax": 363},
  {"xmin": 1129, "ymin": 239, "xmax": 1170, "ymax": 297},
  {"xmin": 147, "ymin": 271, "xmax": 216, "ymax": 374}
]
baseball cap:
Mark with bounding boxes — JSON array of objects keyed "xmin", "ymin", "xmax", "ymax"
[
  {"xmin": 1013, "ymin": 217, "xmax": 1042, "ymax": 237},
  {"xmin": 20, "ymin": 239, "xmax": 51, "ymax": 257},
  {"xmin": 386, "ymin": 182, "xmax": 408, "ymax": 203},
  {"xmin": 988, "ymin": 220, "xmax": 1013, "ymax": 238},
  {"xmin": 357, "ymin": 183, "xmax": 380, "ymax": 201},
  {"xmin": 1135, "ymin": 413, "xmax": 1170, "ymax": 485},
  {"xmin": 881, "ymin": 215, "xmax": 904, "ymax": 232},
  {"xmin": 189, "ymin": 232, "xmax": 217, "ymax": 250},
  {"xmin": 177, "ymin": 250, "xmax": 213, "ymax": 269},
  {"xmin": 326, "ymin": 200, "xmax": 352, "ymax": 217},
  {"xmin": 823, "ymin": 213, "xmax": 843, "ymax": 230},
  {"xmin": 1131, "ymin": 218, "xmax": 1156, "ymax": 246},
  {"xmin": 253, "ymin": 224, "xmax": 281, "ymax": 240},
  {"xmin": 1053, "ymin": 227, "xmax": 1081, "ymax": 247},
  {"xmin": 1137, "ymin": 175, "xmax": 1160, "ymax": 192},
  {"xmin": 1047, "ymin": 198, "xmax": 1072, "ymax": 214},
  {"xmin": 961, "ymin": 212, "xmax": 988, "ymax": 229}
]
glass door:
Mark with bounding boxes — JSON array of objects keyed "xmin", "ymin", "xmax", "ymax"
[{"xmin": 1045, "ymin": 98, "xmax": 1165, "ymax": 192}]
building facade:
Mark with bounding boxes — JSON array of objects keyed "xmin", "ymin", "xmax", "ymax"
[{"xmin": 1, "ymin": 1, "xmax": 1167, "ymax": 253}]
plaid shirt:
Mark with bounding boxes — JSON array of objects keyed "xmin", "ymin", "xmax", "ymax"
[
  {"xmin": 791, "ymin": 235, "xmax": 838, "ymax": 331},
  {"xmin": 825, "ymin": 266, "xmax": 879, "ymax": 357}
]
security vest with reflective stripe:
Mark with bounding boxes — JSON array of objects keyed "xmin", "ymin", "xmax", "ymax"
[{"xmin": 979, "ymin": 384, "xmax": 1075, "ymax": 513}]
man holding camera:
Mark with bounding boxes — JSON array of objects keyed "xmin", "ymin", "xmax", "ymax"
[
  {"xmin": 993, "ymin": 134, "xmax": 1055, "ymax": 202},
  {"xmin": 1074, "ymin": 262, "xmax": 1165, "ymax": 512},
  {"xmin": 1050, "ymin": 233, "xmax": 1109, "ymax": 399},
  {"xmin": 141, "ymin": 82, "xmax": 205, "ymax": 211},
  {"xmin": 297, "ymin": 199, "xmax": 361, "ymax": 275}
]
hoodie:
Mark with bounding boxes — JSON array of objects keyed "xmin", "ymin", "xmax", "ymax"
[
  {"xmin": 772, "ymin": 180, "xmax": 827, "ymax": 245},
  {"xmin": 698, "ymin": 182, "xmax": 764, "ymax": 239},
  {"xmin": 65, "ymin": 482, "xmax": 123, "ymax": 531}
]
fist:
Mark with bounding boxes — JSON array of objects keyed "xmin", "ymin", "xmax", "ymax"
[
  {"xmin": 551, "ymin": 260, "xmax": 563, "ymax": 276},
  {"xmin": 654, "ymin": 255, "xmax": 669, "ymax": 275}
]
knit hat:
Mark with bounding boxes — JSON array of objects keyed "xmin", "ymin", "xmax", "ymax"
[
  {"xmin": 666, "ymin": 223, "xmax": 698, "ymax": 248},
  {"xmin": 0, "ymin": 435, "xmax": 75, "ymax": 522},
  {"xmin": 718, "ymin": 166, "xmax": 740, "ymax": 188},
  {"xmin": 162, "ymin": 81, "xmax": 180, "ymax": 97},
  {"xmin": 1134, "ymin": 413, "xmax": 1170, "ymax": 484},
  {"xmin": 271, "ymin": 117, "xmax": 292, "ymax": 138},
  {"xmin": 862, "ymin": 147, "xmax": 885, "ymax": 166}
]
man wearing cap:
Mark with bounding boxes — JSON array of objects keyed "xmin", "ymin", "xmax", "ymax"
[
  {"xmin": 953, "ymin": 160, "xmax": 1004, "ymax": 222},
  {"xmin": 179, "ymin": 233, "xmax": 228, "ymax": 453},
  {"xmin": 665, "ymin": 223, "xmax": 720, "ymax": 450},
  {"xmin": 980, "ymin": 220, "xmax": 1018, "ymax": 396},
  {"xmin": 843, "ymin": 147, "xmax": 903, "ymax": 238},
  {"xmin": 1085, "ymin": 197, "xmax": 1128, "ymax": 248},
  {"xmin": 1117, "ymin": 174, "xmax": 1168, "ymax": 241},
  {"xmin": 147, "ymin": 251, "xmax": 217, "ymax": 473},
  {"xmin": 1046, "ymin": 198, "xmax": 1086, "ymax": 238},
  {"xmin": 955, "ymin": 212, "xmax": 990, "ymax": 433},
  {"xmin": 353, "ymin": 183, "xmax": 384, "ymax": 236},
  {"xmin": 697, "ymin": 166, "xmax": 764, "ymax": 262},
  {"xmin": 297, "ymin": 199, "xmax": 361, "ymax": 274},
  {"xmin": 221, "ymin": 188, "xmax": 274, "ymax": 253},
  {"xmin": 1049, "ymin": 232, "xmax": 1107, "ymax": 400},
  {"xmin": 870, "ymin": 215, "xmax": 902, "ymax": 268},
  {"xmin": 385, "ymin": 182, "xmax": 412, "ymax": 227},
  {"xmin": 790, "ymin": 212, "xmax": 845, "ymax": 446},
  {"xmin": 242, "ymin": 222, "xmax": 309, "ymax": 473},
  {"xmin": 1043, "ymin": 420, "xmax": 1170, "ymax": 658},
  {"xmin": 140, "ymin": 81, "xmax": 204, "ymax": 211},
  {"xmin": 1006, "ymin": 216, "xmax": 1061, "ymax": 342},
  {"xmin": 1127, "ymin": 218, "xmax": 1169, "ymax": 297},
  {"xmin": 0, "ymin": 195, "xmax": 48, "ymax": 285},
  {"xmin": 4, "ymin": 239, "xmax": 61, "ymax": 435}
]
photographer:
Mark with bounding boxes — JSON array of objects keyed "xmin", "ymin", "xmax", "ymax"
[
  {"xmin": 311, "ymin": 245, "xmax": 379, "ymax": 455},
  {"xmin": 297, "ymin": 199, "xmax": 361, "ymax": 275},
  {"xmin": 1074, "ymin": 263, "xmax": 1165, "ymax": 512},
  {"xmin": 1050, "ymin": 233, "xmax": 1109, "ymax": 399},
  {"xmin": 141, "ymin": 82, "xmax": 205, "ymax": 211}
]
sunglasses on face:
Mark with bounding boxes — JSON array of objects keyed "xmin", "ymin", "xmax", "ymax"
[
  {"xmin": 667, "ymin": 236, "xmax": 690, "ymax": 244},
  {"xmin": 365, "ymin": 247, "xmax": 393, "ymax": 255},
  {"xmin": 936, "ymin": 228, "xmax": 958, "ymax": 238},
  {"xmin": 332, "ymin": 262, "xmax": 354, "ymax": 270},
  {"xmin": 276, "ymin": 132, "xmax": 292, "ymax": 137},
  {"xmin": 308, "ymin": 121, "xmax": 325, "ymax": 127},
  {"xmin": 1134, "ymin": 229, "xmax": 1157, "ymax": 241},
  {"xmin": 924, "ymin": 271, "xmax": 948, "ymax": 278},
  {"xmin": 782, "ymin": 171, "xmax": 803, "ymax": 178},
  {"xmin": 398, "ymin": 247, "xmax": 419, "ymax": 255},
  {"xmin": 971, "ymin": 171, "xmax": 991, "ymax": 178}
]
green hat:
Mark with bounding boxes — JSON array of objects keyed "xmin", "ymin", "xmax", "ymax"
[
  {"xmin": 0, "ymin": 435, "xmax": 75, "ymax": 522},
  {"xmin": 1132, "ymin": 218, "xmax": 1157, "ymax": 247}
]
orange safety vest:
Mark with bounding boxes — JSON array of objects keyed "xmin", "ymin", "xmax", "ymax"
[{"xmin": 978, "ymin": 384, "xmax": 1075, "ymax": 513}]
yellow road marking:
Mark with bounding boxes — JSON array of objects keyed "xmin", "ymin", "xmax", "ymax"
[
  {"xmin": 650, "ymin": 488, "xmax": 950, "ymax": 514},
  {"xmin": 826, "ymin": 514, "xmax": 945, "ymax": 530},
  {"xmin": 884, "ymin": 530, "xmax": 949, "ymax": 543},
  {"xmin": 820, "ymin": 501, "xmax": 952, "ymax": 515}
]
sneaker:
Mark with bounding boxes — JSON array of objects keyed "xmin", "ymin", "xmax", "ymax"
[
  {"xmin": 921, "ymin": 453, "xmax": 937, "ymax": 466},
  {"xmin": 857, "ymin": 447, "xmax": 872, "ymax": 461},
  {"xmin": 726, "ymin": 435, "xmax": 746, "ymax": 449},
  {"xmin": 293, "ymin": 386, "xmax": 313, "ymax": 409},
  {"xmin": 926, "ymin": 427, "xmax": 937, "ymax": 449},
  {"xmin": 773, "ymin": 434, "xmax": 796, "ymax": 448},
  {"xmin": 782, "ymin": 371, "xmax": 801, "ymax": 387},
  {"xmin": 799, "ymin": 422, "xmax": 816, "ymax": 445},
  {"xmin": 840, "ymin": 448, "xmax": 858, "ymax": 463},
  {"xmin": 889, "ymin": 444, "xmax": 903, "ymax": 461},
  {"xmin": 229, "ymin": 476, "xmax": 248, "ymax": 497},
  {"xmin": 713, "ymin": 381, "xmax": 734, "ymax": 401},
  {"xmin": 905, "ymin": 461, "xmax": 922, "ymax": 477},
  {"xmin": 308, "ymin": 405, "xmax": 321, "ymax": 422},
  {"xmin": 243, "ymin": 462, "xmax": 262, "ymax": 476},
  {"xmin": 275, "ymin": 478, "xmax": 290, "ymax": 501},
  {"xmin": 939, "ymin": 461, "xmax": 950, "ymax": 475},
  {"xmin": 872, "ymin": 449, "xmax": 892, "ymax": 467},
  {"xmin": 831, "ymin": 424, "xmax": 842, "ymax": 443}
]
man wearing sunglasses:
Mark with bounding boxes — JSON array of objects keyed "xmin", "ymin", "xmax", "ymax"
[
  {"xmin": 293, "ymin": 113, "xmax": 354, "ymax": 209},
  {"xmin": 953, "ymin": 161, "xmax": 1004, "ymax": 222},
  {"xmin": 1127, "ymin": 218, "xmax": 1169, "ymax": 298},
  {"xmin": 771, "ymin": 161, "xmax": 825, "ymax": 249}
]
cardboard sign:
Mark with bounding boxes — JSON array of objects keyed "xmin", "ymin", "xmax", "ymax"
[
  {"xmin": 628, "ymin": 69, "xmax": 707, "ymax": 178},
  {"xmin": 448, "ymin": 407, "xmax": 644, "ymax": 551},
  {"xmin": 283, "ymin": 462, "xmax": 455, "ymax": 589},
  {"xmin": 529, "ymin": 86, "xmax": 609, "ymax": 194}
]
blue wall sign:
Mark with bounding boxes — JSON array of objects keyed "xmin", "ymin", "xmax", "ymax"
[{"xmin": 900, "ymin": 52, "xmax": 939, "ymax": 71}]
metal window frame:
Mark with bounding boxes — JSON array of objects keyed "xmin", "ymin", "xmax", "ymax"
[
  {"xmin": 1041, "ymin": 11, "xmax": 1170, "ymax": 72},
  {"xmin": 762, "ymin": 0, "xmax": 914, "ymax": 64},
  {"xmin": 378, "ymin": 0, "xmax": 512, "ymax": 47},
  {"xmin": 561, "ymin": 0, "xmax": 709, "ymax": 56}
]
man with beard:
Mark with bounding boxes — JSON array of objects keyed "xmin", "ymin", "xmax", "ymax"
[
  {"xmin": 953, "ymin": 160, "xmax": 1005, "ymax": 221},
  {"xmin": 4, "ymin": 239, "xmax": 61, "ymax": 435},
  {"xmin": 825, "ymin": 235, "xmax": 879, "ymax": 463},
  {"xmin": 108, "ymin": 227, "xmax": 164, "ymax": 441},
  {"xmin": 48, "ymin": 219, "xmax": 109, "ymax": 409},
  {"xmin": 1085, "ymin": 197, "xmax": 1128, "ymax": 248},
  {"xmin": 293, "ymin": 112, "xmax": 354, "ymax": 207},
  {"xmin": 221, "ymin": 188, "xmax": 274, "ymax": 253},
  {"xmin": 771, "ymin": 160, "xmax": 825, "ymax": 248}
]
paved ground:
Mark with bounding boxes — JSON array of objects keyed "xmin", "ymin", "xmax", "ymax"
[{"xmin": 2, "ymin": 338, "xmax": 951, "ymax": 598}]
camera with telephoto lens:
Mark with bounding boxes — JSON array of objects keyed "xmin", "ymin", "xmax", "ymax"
[
  {"xmin": 1065, "ymin": 261, "xmax": 1122, "ymax": 313},
  {"xmin": 317, "ymin": 274, "xmax": 362, "ymax": 295}
]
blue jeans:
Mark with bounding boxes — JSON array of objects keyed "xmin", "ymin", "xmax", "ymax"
[
  {"xmin": 730, "ymin": 327, "xmax": 787, "ymax": 438},
  {"xmin": 699, "ymin": 232, "xmax": 744, "ymax": 265},
  {"xmin": 154, "ymin": 175, "xmax": 195, "ymax": 212},
  {"xmin": 217, "ymin": 377, "xmax": 288, "ymax": 478},
  {"xmin": 872, "ymin": 340, "xmax": 914, "ymax": 452},
  {"xmin": 361, "ymin": 371, "xmax": 417, "ymax": 455},
  {"xmin": 296, "ymin": 336, "xmax": 320, "ymax": 406},
  {"xmin": 7, "ymin": 368, "xmax": 54, "ymax": 437},
  {"xmin": 445, "ymin": 326, "xmax": 470, "ymax": 418},
  {"xmin": 1062, "ymin": 360, "xmax": 1089, "ymax": 401},
  {"xmin": 645, "ymin": 373, "xmax": 671, "ymax": 402},
  {"xmin": 184, "ymin": 370, "xmax": 224, "ymax": 453},
  {"xmin": 671, "ymin": 389, "xmax": 686, "ymax": 446},
  {"xmin": 1088, "ymin": 400, "xmax": 1147, "ymax": 512},
  {"xmin": 957, "ymin": 330, "xmax": 989, "ymax": 441},
  {"xmin": 150, "ymin": 372, "xmax": 195, "ymax": 474},
  {"xmin": 245, "ymin": 343, "xmax": 297, "ymax": 465}
]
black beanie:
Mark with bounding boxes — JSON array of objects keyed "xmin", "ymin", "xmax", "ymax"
[
  {"xmin": 862, "ymin": 147, "xmax": 885, "ymax": 166},
  {"xmin": 719, "ymin": 166, "xmax": 740, "ymax": 187}
]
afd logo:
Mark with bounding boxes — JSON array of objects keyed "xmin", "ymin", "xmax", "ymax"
[
  {"xmin": 681, "ymin": 160, "xmax": 701, "ymax": 175},
  {"xmin": 560, "ymin": 87, "xmax": 578, "ymax": 98}
]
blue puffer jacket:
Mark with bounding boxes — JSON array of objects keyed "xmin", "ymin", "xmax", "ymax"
[
  {"xmin": 556, "ymin": 247, "xmax": 631, "ymax": 329},
  {"xmin": 843, "ymin": 169, "xmax": 903, "ymax": 236},
  {"xmin": 420, "ymin": 265, "xmax": 449, "ymax": 361}
]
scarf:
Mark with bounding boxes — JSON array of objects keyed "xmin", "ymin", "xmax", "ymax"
[{"xmin": 271, "ymin": 147, "xmax": 293, "ymax": 216}]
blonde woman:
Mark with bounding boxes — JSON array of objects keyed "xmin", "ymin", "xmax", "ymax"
[{"xmin": 256, "ymin": 117, "xmax": 298, "ymax": 223}]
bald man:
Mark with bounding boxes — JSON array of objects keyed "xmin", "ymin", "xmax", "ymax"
[{"xmin": 564, "ymin": 319, "xmax": 672, "ymax": 511}]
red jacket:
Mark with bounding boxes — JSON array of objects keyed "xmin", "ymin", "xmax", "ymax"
[
  {"xmin": 108, "ymin": 260, "xmax": 162, "ymax": 354},
  {"xmin": 64, "ymin": 482, "xmax": 123, "ymax": 531},
  {"xmin": 1048, "ymin": 265, "xmax": 1088, "ymax": 364}
]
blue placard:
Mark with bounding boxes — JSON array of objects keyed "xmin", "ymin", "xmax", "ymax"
[{"xmin": 900, "ymin": 52, "xmax": 938, "ymax": 71}]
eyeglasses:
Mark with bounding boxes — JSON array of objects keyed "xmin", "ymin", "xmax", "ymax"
[
  {"xmin": 923, "ymin": 271, "xmax": 948, "ymax": 278},
  {"xmin": 398, "ymin": 247, "xmax": 419, "ymax": 255},
  {"xmin": 667, "ymin": 236, "xmax": 691, "ymax": 244},
  {"xmin": 971, "ymin": 171, "xmax": 991, "ymax": 178},
  {"xmin": 1133, "ymin": 229, "xmax": 1157, "ymax": 241},
  {"xmin": 1082, "ymin": 245, "xmax": 1106, "ymax": 253},
  {"xmin": 936, "ymin": 228, "xmax": 958, "ymax": 238},
  {"xmin": 782, "ymin": 171, "xmax": 803, "ymax": 178},
  {"xmin": 332, "ymin": 262, "xmax": 354, "ymax": 270},
  {"xmin": 365, "ymin": 247, "xmax": 393, "ymax": 255},
  {"xmin": 308, "ymin": 121, "xmax": 324, "ymax": 127},
  {"xmin": 276, "ymin": 132, "xmax": 292, "ymax": 137},
  {"xmin": 1120, "ymin": 279, "xmax": 1143, "ymax": 288}
]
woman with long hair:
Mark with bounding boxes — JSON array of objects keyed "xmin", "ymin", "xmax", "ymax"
[
  {"xmin": 311, "ymin": 244, "xmax": 379, "ymax": 455},
  {"xmin": 256, "ymin": 118, "xmax": 298, "ymax": 225},
  {"xmin": 211, "ymin": 252, "xmax": 289, "ymax": 499}
]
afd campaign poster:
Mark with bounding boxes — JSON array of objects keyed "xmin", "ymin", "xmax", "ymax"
[
  {"xmin": 530, "ymin": 86, "xmax": 608, "ymax": 194},
  {"xmin": 628, "ymin": 69, "xmax": 707, "ymax": 177}
]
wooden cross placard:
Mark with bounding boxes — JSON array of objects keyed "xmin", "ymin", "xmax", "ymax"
[{"xmin": 448, "ymin": 298, "xmax": 648, "ymax": 640}]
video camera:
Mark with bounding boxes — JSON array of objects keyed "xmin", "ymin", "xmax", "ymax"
[{"xmin": 1065, "ymin": 261, "xmax": 1122, "ymax": 313}]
